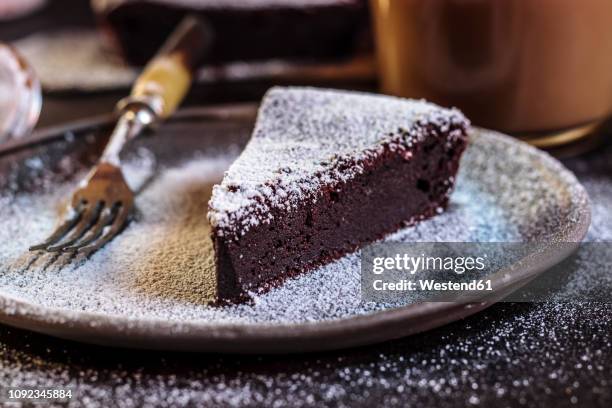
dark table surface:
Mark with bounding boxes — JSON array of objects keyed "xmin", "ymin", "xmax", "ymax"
[{"xmin": 1, "ymin": 2, "xmax": 611, "ymax": 407}]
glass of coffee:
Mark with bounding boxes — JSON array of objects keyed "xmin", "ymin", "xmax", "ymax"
[{"xmin": 370, "ymin": 0, "xmax": 612, "ymax": 147}]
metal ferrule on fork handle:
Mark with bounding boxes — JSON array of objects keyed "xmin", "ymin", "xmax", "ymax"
[{"xmin": 99, "ymin": 97, "xmax": 159, "ymax": 166}]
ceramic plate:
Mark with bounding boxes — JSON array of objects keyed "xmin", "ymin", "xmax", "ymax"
[{"xmin": 0, "ymin": 105, "xmax": 590, "ymax": 353}]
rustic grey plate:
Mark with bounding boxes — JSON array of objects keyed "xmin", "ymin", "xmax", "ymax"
[{"xmin": 0, "ymin": 105, "xmax": 590, "ymax": 353}]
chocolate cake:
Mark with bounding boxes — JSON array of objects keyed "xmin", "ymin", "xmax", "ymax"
[
  {"xmin": 208, "ymin": 87, "xmax": 470, "ymax": 300},
  {"xmin": 91, "ymin": 0, "xmax": 369, "ymax": 66}
]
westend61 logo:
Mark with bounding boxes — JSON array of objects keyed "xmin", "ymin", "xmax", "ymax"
[
  {"xmin": 371, "ymin": 252, "xmax": 491, "ymax": 293},
  {"xmin": 362, "ymin": 243, "xmax": 501, "ymax": 303},
  {"xmin": 360, "ymin": 242, "xmax": 555, "ymax": 303},
  {"xmin": 361, "ymin": 242, "xmax": 612, "ymax": 303},
  {"xmin": 361, "ymin": 242, "xmax": 611, "ymax": 303}
]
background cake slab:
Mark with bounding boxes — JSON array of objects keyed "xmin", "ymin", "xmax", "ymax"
[
  {"xmin": 13, "ymin": 30, "xmax": 375, "ymax": 93},
  {"xmin": 0, "ymin": 105, "xmax": 590, "ymax": 353}
]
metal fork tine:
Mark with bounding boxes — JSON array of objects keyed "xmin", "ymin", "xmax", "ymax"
[
  {"xmin": 46, "ymin": 202, "xmax": 104, "ymax": 252},
  {"xmin": 62, "ymin": 205, "xmax": 118, "ymax": 252},
  {"xmin": 78, "ymin": 205, "xmax": 131, "ymax": 256},
  {"xmin": 29, "ymin": 208, "xmax": 83, "ymax": 251}
]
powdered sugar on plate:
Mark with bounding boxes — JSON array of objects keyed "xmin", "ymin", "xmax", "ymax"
[
  {"xmin": 0, "ymin": 126, "xmax": 607, "ymax": 407},
  {"xmin": 0, "ymin": 128, "xmax": 588, "ymax": 327}
]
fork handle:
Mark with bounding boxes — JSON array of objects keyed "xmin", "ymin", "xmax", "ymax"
[
  {"xmin": 122, "ymin": 16, "xmax": 210, "ymax": 120},
  {"xmin": 100, "ymin": 16, "xmax": 210, "ymax": 165}
]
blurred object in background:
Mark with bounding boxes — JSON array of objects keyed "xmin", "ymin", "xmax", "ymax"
[
  {"xmin": 0, "ymin": 0, "xmax": 46, "ymax": 21},
  {"xmin": 14, "ymin": 29, "xmax": 375, "ymax": 94},
  {"xmin": 0, "ymin": 44, "xmax": 41, "ymax": 142},
  {"xmin": 91, "ymin": 0, "xmax": 371, "ymax": 66},
  {"xmin": 370, "ymin": 0, "xmax": 612, "ymax": 148},
  {"xmin": 3, "ymin": 0, "xmax": 375, "ymax": 122},
  {"xmin": 0, "ymin": 0, "xmax": 94, "ymax": 43},
  {"xmin": 15, "ymin": 30, "xmax": 136, "ymax": 92}
]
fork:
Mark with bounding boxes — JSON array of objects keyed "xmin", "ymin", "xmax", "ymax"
[{"xmin": 29, "ymin": 16, "xmax": 209, "ymax": 257}]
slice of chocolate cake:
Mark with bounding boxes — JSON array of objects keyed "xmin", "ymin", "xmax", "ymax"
[
  {"xmin": 92, "ymin": 0, "xmax": 369, "ymax": 66},
  {"xmin": 209, "ymin": 87, "xmax": 469, "ymax": 300}
]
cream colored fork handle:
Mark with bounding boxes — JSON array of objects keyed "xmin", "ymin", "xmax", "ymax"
[
  {"xmin": 100, "ymin": 16, "xmax": 209, "ymax": 165},
  {"xmin": 130, "ymin": 15, "xmax": 209, "ymax": 120},
  {"xmin": 130, "ymin": 53, "xmax": 192, "ymax": 120}
]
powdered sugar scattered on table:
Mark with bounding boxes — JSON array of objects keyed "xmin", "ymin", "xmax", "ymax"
[
  {"xmin": 0, "ymin": 129, "xmax": 607, "ymax": 408},
  {"xmin": 208, "ymin": 87, "xmax": 468, "ymax": 238}
]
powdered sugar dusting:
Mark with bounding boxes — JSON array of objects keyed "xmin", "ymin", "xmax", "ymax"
[
  {"xmin": 208, "ymin": 87, "xmax": 468, "ymax": 239},
  {"xmin": 0, "ymin": 131, "xmax": 605, "ymax": 408},
  {"xmin": 0, "ymin": 128, "xmax": 587, "ymax": 327}
]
